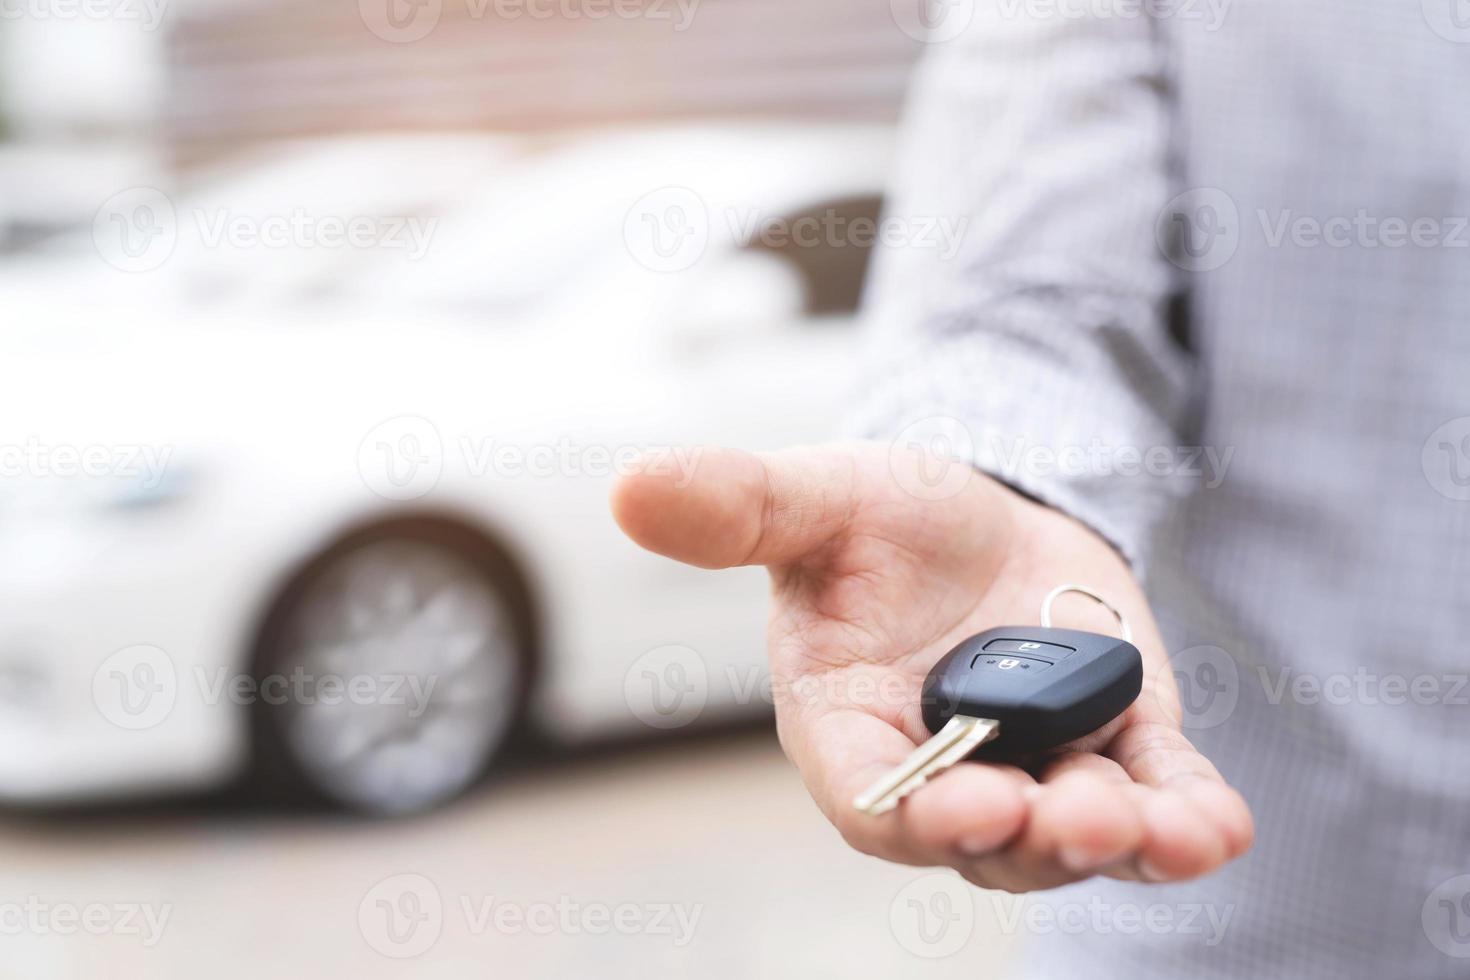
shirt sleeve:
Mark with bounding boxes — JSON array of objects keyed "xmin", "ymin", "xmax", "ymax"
[{"xmin": 852, "ymin": 6, "xmax": 1194, "ymax": 574}]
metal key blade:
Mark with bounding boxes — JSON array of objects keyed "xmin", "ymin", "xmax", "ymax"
[{"xmin": 852, "ymin": 715, "xmax": 1001, "ymax": 816}]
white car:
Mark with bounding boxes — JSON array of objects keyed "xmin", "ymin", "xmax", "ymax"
[{"xmin": 0, "ymin": 125, "xmax": 890, "ymax": 814}]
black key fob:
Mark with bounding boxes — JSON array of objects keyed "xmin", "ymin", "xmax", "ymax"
[{"xmin": 920, "ymin": 626, "xmax": 1143, "ymax": 756}]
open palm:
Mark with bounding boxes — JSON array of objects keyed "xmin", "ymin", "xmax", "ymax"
[{"xmin": 613, "ymin": 442, "xmax": 1251, "ymax": 891}]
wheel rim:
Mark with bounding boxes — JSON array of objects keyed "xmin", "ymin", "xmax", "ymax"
[{"xmin": 271, "ymin": 538, "xmax": 521, "ymax": 813}]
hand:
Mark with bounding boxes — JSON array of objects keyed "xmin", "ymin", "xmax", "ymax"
[{"xmin": 612, "ymin": 442, "xmax": 1252, "ymax": 891}]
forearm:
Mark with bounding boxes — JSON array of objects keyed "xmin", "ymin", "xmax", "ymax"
[{"xmin": 856, "ymin": 7, "xmax": 1193, "ymax": 572}]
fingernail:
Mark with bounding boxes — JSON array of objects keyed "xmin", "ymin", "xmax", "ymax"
[
  {"xmin": 1138, "ymin": 859, "xmax": 1169, "ymax": 882},
  {"xmin": 958, "ymin": 835, "xmax": 993, "ymax": 856},
  {"xmin": 1059, "ymin": 846, "xmax": 1108, "ymax": 873}
]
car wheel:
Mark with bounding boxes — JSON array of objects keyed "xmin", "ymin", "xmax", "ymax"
[{"xmin": 250, "ymin": 523, "xmax": 535, "ymax": 815}]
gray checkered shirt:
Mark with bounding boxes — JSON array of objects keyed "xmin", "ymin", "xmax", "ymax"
[{"xmin": 856, "ymin": 1, "xmax": 1470, "ymax": 975}]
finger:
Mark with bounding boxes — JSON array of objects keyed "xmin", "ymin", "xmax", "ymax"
[
  {"xmin": 1033, "ymin": 757, "xmax": 1172, "ymax": 880},
  {"xmin": 959, "ymin": 771, "xmax": 1143, "ymax": 892},
  {"xmin": 1025, "ymin": 770, "xmax": 1146, "ymax": 874},
  {"xmin": 787, "ymin": 706, "xmax": 949, "ymax": 866},
  {"xmin": 899, "ymin": 763, "xmax": 1033, "ymax": 859},
  {"xmin": 1041, "ymin": 761, "xmax": 1249, "ymax": 883},
  {"xmin": 1099, "ymin": 723, "xmax": 1253, "ymax": 877},
  {"xmin": 1131, "ymin": 784, "xmax": 1230, "ymax": 882},
  {"xmin": 1184, "ymin": 778, "xmax": 1254, "ymax": 859},
  {"xmin": 1108, "ymin": 720, "xmax": 1242, "ymax": 793},
  {"xmin": 784, "ymin": 704, "xmax": 1033, "ymax": 868},
  {"xmin": 1154, "ymin": 777, "xmax": 1255, "ymax": 863},
  {"xmin": 610, "ymin": 445, "xmax": 860, "ymax": 570},
  {"xmin": 975, "ymin": 755, "xmax": 1242, "ymax": 888}
]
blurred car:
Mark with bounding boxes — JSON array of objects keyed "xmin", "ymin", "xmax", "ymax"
[{"xmin": 0, "ymin": 125, "xmax": 890, "ymax": 815}]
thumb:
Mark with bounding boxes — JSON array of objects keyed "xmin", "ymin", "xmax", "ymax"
[{"xmin": 610, "ymin": 445, "xmax": 862, "ymax": 570}]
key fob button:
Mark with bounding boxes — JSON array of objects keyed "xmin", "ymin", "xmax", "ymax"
[
  {"xmin": 971, "ymin": 654, "xmax": 1054, "ymax": 672},
  {"xmin": 982, "ymin": 638, "xmax": 1075, "ymax": 658}
]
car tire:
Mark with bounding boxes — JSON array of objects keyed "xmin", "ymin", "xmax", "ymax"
[{"xmin": 247, "ymin": 519, "xmax": 536, "ymax": 816}]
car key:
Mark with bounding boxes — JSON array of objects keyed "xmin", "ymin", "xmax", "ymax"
[{"xmin": 853, "ymin": 585, "xmax": 1143, "ymax": 816}]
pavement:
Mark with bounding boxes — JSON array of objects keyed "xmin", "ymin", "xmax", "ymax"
[{"xmin": 0, "ymin": 731, "xmax": 1018, "ymax": 979}]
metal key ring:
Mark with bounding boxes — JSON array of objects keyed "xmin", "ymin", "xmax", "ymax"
[{"xmin": 1039, "ymin": 584, "xmax": 1134, "ymax": 644}]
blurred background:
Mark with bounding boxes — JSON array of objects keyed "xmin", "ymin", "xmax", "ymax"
[{"xmin": 0, "ymin": 2, "xmax": 1018, "ymax": 976}]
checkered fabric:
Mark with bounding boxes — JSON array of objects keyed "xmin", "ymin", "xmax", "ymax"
[{"xmin": 856, "ymin": 1, "xmax": 1470, "ymax": 975}]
